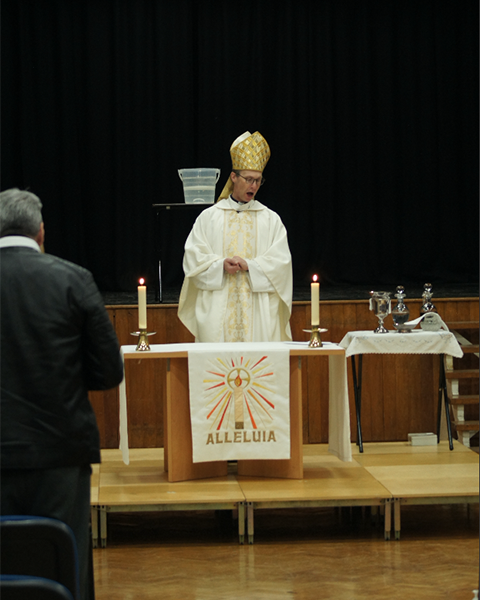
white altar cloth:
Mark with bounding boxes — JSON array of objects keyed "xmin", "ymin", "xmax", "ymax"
[
  {"xmin": 188, "ymin": 343, "xmax": 290, "ymax": 463},
  {"xmin": 339, "ymin": 330, "xmax": 464, "ymax": 358},
  {"xmin": 118, "ymin": 341, "xmax": 352, "ymax": 465}
]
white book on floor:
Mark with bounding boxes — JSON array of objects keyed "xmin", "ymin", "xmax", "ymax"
[{"xmin": 408, "ymin": 432, "xmax": 438, "ymax": 446}]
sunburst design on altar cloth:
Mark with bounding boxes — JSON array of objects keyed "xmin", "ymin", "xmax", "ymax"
[{"xmin": 202, "ymin": 355, "xmax": 276, "ymax": 431}]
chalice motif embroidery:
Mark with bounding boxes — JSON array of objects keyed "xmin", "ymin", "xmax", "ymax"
[{"xmin": 203, "ymin": 355, "xmax": 275, "ymax": 431}]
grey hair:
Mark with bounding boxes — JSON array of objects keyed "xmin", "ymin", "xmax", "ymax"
[{"xmin": 0, "ymin": 188, "xmax": 43, "ymax": 238}]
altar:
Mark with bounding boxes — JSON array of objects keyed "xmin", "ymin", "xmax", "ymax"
[{"xmin": 119, "ymin": 341, "xmax": 352, "ymax": 482}]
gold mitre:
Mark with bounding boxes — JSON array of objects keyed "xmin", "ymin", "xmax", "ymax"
[
  {"xmin": 231, "ymin": 131, "xmax": 270, "ymax": 172},
  {"xmin": 217, "ymin": 131, "xmax": 271, "ymax": 202}
]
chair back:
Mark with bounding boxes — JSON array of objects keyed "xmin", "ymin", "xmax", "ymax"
[
  {"xmin": 0, "ymin": 516, "xmax": 79, "ymax": 600},
  {"xmin": 0, "ymin": 574, "xmax": 75, "ymax": 600}
]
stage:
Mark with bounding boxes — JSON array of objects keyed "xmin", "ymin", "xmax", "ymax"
[
  {"xmin": 90, "ymin": 283, "xmax": 478, "ymax": 550},
  {"xmin": 91, "ymin": 440, "xmax": 479, "ymax": 547}
]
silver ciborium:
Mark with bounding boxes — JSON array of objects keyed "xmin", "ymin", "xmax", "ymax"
[{"xmin": 369, "ymin": 291, "xmax": 391, "ymax": 334}]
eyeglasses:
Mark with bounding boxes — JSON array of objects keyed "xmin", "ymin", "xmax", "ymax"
[{"xmin": 235, "ymin": 173, "xmax": 265, "ymax": 187}]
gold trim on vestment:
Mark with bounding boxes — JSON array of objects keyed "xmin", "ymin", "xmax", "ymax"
[{"xmin": 223, "ymin": 210, "xmax": 256, "ymax": 342}]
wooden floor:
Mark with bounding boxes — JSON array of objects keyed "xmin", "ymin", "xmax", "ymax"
[{"xmin": 92, "ymin": 441, "xmax": 479, "ymax": 599}]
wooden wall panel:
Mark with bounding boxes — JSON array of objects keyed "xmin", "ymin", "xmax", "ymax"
[
  {"xmin": 89, "ymin": 298, "xmax": 478, "ymax": 449},
  {"xmin": 302, "ymin": 356, "xmax": 329, "ymax": 443}
]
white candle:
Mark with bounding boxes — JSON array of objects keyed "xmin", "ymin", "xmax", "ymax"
[
  {"xmin": 311, "ymin": 275, "xmax": 319, "ymax": 327},
  {"xmin": 138, "ymin": 278, "xmax": 147, "ymax": 330}
]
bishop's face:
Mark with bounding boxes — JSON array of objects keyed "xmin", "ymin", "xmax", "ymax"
[{"xmin": 231, "ymin": 170, "xmax": 263, "ymax": 203}]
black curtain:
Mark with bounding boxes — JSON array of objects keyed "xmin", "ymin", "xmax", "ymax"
[{"xmin": 1, "ymin": 0, "xmax": 478, "ymax": 292}]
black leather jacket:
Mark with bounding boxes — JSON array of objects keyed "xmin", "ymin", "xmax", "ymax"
[{"xmin": 1, "ymin": 243, "xmax": 124, "ymax": 469}]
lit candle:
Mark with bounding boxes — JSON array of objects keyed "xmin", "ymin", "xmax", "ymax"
[
  {"xmin": 138, "ymin": 278, "xmax": 147, "ymax": 330},
  {"xmin": 311, "ymin": 275, "xmax": 319, "ymax": 327}
]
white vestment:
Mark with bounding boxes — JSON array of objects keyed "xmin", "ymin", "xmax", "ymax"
[{"xmin": 178, "ymin": 197, "xmax": 293, "ymax": 342}]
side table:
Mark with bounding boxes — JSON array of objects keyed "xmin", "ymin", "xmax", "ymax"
[{"xmin": 339, "ymin": 330, "xmax": 464, "ymax": 452}]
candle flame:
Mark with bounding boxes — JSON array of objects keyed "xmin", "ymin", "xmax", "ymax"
[
  {"xmin": 139, "ymin": 278, "xmax": 145, "ymax": 285},
  {"xmin": 234, "ymin": 374, "xmax": 242, "ymax": 387},
  {"xmin": 312, "ymin": 274, "xmax": 318, "ymax": 283}
]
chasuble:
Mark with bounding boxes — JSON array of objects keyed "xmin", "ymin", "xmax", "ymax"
[{"xmin": 178, "ymin": 197, "xmax": 293, "ymax": 343}]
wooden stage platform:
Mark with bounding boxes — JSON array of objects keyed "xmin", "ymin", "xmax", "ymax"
[{"xmin": 91, "ymin": 440, "xmax": 478, "ymax": 546}]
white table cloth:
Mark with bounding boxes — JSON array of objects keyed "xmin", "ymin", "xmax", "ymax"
[{"xmin": 339, "ymin": 330, "xmax": 463, "ymax": 358}]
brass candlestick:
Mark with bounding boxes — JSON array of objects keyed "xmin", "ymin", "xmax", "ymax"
[
  {"xmin": 131, "ymin": 329, "xmax": 156, "ymax": 351},
  {"xmin": 303, "ymin": 326, "xmax": 324, "ymax": 348}
]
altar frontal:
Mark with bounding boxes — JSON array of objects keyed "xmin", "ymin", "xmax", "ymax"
[{"xmin": 188, "ymin": 343, "xmax": 290, "ymax": 463}]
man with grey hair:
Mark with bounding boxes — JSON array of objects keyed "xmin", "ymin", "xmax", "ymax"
[{"xmin": 0, "ymin": 188, "xmax": 124, "ymax": 600}]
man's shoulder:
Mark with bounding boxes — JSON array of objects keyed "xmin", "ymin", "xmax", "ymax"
[
  {"xmin": 255, "ymin": 201, "xmax": 274, "ymax": 211},
  {"xmin": 45, "ymin": 254, "xmax": 95, "ymax": 284},
  {"xmin": 208, "ymin": 200, "xmax": 229, "ymax": 210},
  {"xmin": 195, "ymin": 202, "xmax": 224, "ymax": 219},
  {"xmin": 3, "ymin": 247, "xmax": 94, "ymax": 281},
  {"xmin": 33, "ymin": 251, "xmax": 89, "ymax": 272},
  {"xmin": 2, "ymin": 246, "xmax": 75, "ymax": 263},
  {"xmin": 255, "ymin": 202, "xmax": 282, "ymax": 218}
]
